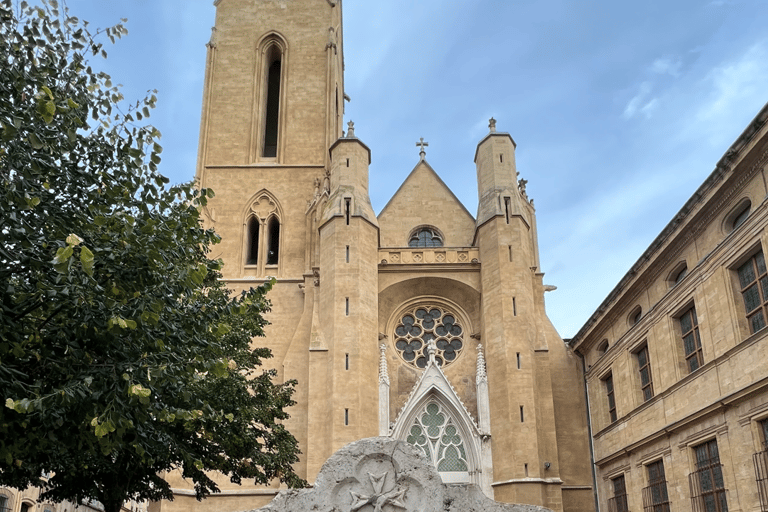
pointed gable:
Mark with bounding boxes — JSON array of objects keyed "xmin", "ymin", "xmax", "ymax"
[{"xmin": 378, "ymin": 160, "xmax": 475, "ymax": 248}]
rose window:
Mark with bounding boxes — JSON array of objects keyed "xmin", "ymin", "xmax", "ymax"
[{"xmin": 394, "ymin": 306, "xmax": 464, "ymax": 368}]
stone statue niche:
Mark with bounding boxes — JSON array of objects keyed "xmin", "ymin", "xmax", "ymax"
[{"xmin": 243, "ymin": 437, "xmax": 551, "ymax": 512}]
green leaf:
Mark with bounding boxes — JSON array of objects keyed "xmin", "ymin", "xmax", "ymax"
[{"xmin": 80, "ymin": 246, "xmax": 94, "ymax": 276}]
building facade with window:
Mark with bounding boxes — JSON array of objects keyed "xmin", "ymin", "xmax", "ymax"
[
  {"xmin": 569, "ymin": 102, "xmax": 768, "ymax": 512},
  {"xmin": 170, "ymin": 1, "xmax": 595, "ymax": 511}
]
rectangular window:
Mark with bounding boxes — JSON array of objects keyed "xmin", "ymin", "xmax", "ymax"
[
  {"xmin": 517, "ymin": 352, "xmax": 521, "ymax": 369},
  {"xmin": 643, "ymin": 460, "xmax": 670, "ymax": 512},
  {"xmin": 738, "ymin": 251, "xmax": 768, "ymax": 334},
  {"xmin": 520, "ymin": 405, "xmax": 524, "ymax": 422},
  {"xmin": 690, "ymin": 439, "xmax": 728, "ymax": 512},
  {"xmin": 344, "ymin": 408, "xmax": 349, "ymax": 426},
  {"xmin": 345, "ymin": 297, "xmax": 349, "ymax": 316},
  {"xmin": 762, "ymin": 418, "xmax": 768, "ymax": 448},
  {"xmin": 680, "ymin": 306, "xmax": 704, "ymax": 373},
  {"xmin": 604, "ymin": 373, "xmax": 617, "ymax": 423},
  {"xmin": 346, "ymin": 245, "xmax": 350, "ymax": 263},
  {"xmin": 609, "ymin": 474, "xmax": 629, "ymax": 512},
  {"xmin": 345, "ymin": 353, "xmax": 349, "ymax": 370},
  {"xmin": 636, "ymin": 344, "xmax": 654, "ymax": 402},
  {"xmin": 504, "ymin": 197, "xmax": 511, "ymax": 224},
  {"xmin": 756, "ymin": 419, "xmax": 768, "ymax": 512}
]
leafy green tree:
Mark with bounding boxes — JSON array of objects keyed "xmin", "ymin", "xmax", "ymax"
[{"xmin": 0, "ymin": 2, "xmax": 304, "ymax": 512}]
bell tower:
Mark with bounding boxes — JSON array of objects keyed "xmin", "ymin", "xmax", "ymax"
[{"xmin": 190, "ymin": 0, "xmax": 354, "ymax": 492}]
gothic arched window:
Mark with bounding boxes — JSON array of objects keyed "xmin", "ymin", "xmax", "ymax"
[
  {"xmin": 406, "ymin": 401, "xmax": 469, "ymax": 480},
  {"xmin": 262, "ymin": 44, "xmax": 282, "ymax": 158},
  {"xmin": 244, "ymin": 192, "xmax": 282, "ymax": 275},
  {"xmin": 408, "ymin": 227, "xmax": 443, "ymax": 248},
  {"xmin": 394, "ymin": 305, "xmax": 464, "ymax": 369}
]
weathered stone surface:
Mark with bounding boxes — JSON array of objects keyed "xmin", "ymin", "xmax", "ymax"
[{"xmin": 243, "ymin": 437, "xmax": 552, "ymax": 512}]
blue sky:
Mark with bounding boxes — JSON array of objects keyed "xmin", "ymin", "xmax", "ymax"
[{"xmin": 64, "ymin": 0, "xmax": 768, "ymax": 337}]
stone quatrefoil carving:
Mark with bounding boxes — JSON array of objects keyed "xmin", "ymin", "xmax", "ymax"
[
  {"xmin": 349, "ymin": 472, "xmax": 407, "ymax": 512},
  {"xmin": 250, "ymin": 194, "xmax": 277, "ymax": 221}
]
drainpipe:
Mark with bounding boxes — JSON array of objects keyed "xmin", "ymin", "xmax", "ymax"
[{"xmin": 576, "ymin": 348, "xmax": 600, "ymax": 512}]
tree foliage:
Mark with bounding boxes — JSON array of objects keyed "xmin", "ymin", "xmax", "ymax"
[{"xmin": 0, "ymin": 2, "xmax": 303, "ymax": 511}]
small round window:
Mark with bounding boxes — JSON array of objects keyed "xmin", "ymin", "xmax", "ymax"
[{"xmin": 394, "ymin": 305, "xmax": 464, "ymax": 368}]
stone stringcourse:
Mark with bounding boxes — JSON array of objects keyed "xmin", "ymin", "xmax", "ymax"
[{"xmin": 244, "ymin": 437, "xmax": 551, "ymax": 512}]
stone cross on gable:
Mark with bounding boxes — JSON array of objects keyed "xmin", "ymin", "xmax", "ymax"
[{"xmin": 416, "ymin": 137, "xmax": 428, "ymax": 159}]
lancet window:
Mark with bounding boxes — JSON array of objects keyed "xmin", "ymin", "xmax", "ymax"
[
  {"xmin": 244, "ymin": 192, "xmax": 281, "ymax": 275},
  {"xmin": 257, "ymin": 35, "xmax": 286, "ymax": 160}
]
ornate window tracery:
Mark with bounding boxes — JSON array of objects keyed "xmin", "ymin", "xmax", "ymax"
[
  {"xmin": 244, "ymin": 191, "xmax": 282, "ymax": 275},
  {"xmin": 409, "ymin": 227, "xmax": 443, "ymax": 247},
  {"xmin": 406, "ymin": 401, "xmax": 469, "ymax": 473},
  {"xmin": 394, "ymin": 305, "xmax": 464, "ymax": 369}
]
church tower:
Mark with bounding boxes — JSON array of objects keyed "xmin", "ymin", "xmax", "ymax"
[{"xmin": 178, "ymin": 2, "xmax": 595, "ymax": 512}]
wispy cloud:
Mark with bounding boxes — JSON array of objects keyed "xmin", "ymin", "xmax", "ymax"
[
  {"xmin": 623, "ymin": 82, "xmax": 658, "ymax": 119},
  {"xmin": 696, "ymin": 41, "xmax": 768, "ymax": 126},
  {"xmin": 651, "ymin": 56, "xmax": 682, "ymax": 77}
]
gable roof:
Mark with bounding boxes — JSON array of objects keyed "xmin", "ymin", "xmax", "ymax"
[{"xmin": 378, "ymin": 158, "xmax": 475, "ymax": 222}]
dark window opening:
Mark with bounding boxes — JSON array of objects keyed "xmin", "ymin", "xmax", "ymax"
[
  {"xmin": 267, "ymin": 216, "xmax": 280, "ymax": 265},
  {"xmin": 345, "ymin": 198, "xmax": 351, "ymax": 225},
  {"xmin": 517, "ymin": 352, "xmax": 521, "ymax": 369},
  {"xmin": 610, "ymin": 475, "xmax": 629, "ymax": 512},
  {"xmin": 509, "ymin": 245, "xmax": 513, "ymax": 262},
  {"xmin": 247, "ymin": 217, "xmax": 260, "ymax": 264},
  {"xmin": 604, "ymin": 373, "xmax": 617, "ymax": 423},
  {"xmin": 690, "ymin": 439, "xmax": 728, "ymax": 512},
  {"xmin": 636, "ymin": 344, "xmax": 654, "ymax": 401},
  {"xmin": 346, "ymin": 158, "xmax": 350, "ymax": 167},
  {"xmin": 520, "ymin": 405, "xmax": 524, "ymax": 422},
  {"xmin": 504, "ymin": 196, "xmax": 511, "ymax": 224},
  {"xmin": 644, "ymin": 460, "xmax": 670, "ymax": 512},
  {"xmin": 345, "ymin": 297, "xmax": 349, "ymax": 316},
  {"xmin": 346, "ymin": 245, "xmax": 350, "ymax": 263},
  {"xmin": 262, "ymin": 48, "xmax": 281, "ymax": 158},
  {"xmin": 513, "ymin": 297, "xmax": 517, "ymax": 316},
  {"xmin": 738, "ymin": 251, "xmax": 768, "ymax": 334},
  {"xmin": 344, "ymin": 408, "xmax": 349, "ymax": 425},
  {"xmin": 680, "ymin": 306, "xmax": 704, "ymax": 373},
  {"xmin": 500, "ymin": 154, "xmax": 504, "ymax": 163}
]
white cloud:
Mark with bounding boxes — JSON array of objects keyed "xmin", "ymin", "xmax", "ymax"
[
  {"xmin": 696, "ymin": 41, "xmax": 768, "ymax": 125},
  {"xmin": 651, "ymin": 56, "xmax": 682, "ymax": 77},
  {"xmin": 623, "ymin": 82, "xmax": 658, "ymax": 119}
]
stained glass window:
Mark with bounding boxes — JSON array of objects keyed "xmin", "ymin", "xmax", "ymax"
[
  {"xmin": 394, "ymin": 306, "xmax": 464, "ymax": 368},
  {"xmin": 406, "ymin": 401, "xmax": 468, "ymax": 474},
  {"xmin": 409, "ymin": 228, "xmax": 443, "ymax": 247}
]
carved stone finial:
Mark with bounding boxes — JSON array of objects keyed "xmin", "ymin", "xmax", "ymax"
[
  {"xmin": 379, "ymin": 344, "xmax": 389, "ymax": 385},
  {"xmin": 416, "ymin": 137, "xmax": 428, "ymax": 159},
  {"xmin": 489, "ymin": 117, "xmax": 497, "ymax": 133},
  {"xmin": 476, "ymin": 344, "xmax": 487, "ymax": 384},
  {"xmin": 207, "ymin": 27, "xmax": 218, "ymax": 48},
  {"xmin": 347, "ymin": 120, "xmax": 355, "ymax": 138}
]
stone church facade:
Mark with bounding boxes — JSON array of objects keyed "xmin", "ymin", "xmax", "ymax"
[{"xmin": 164, "ymin": 0, "xmax": 595, "ymax": 511}]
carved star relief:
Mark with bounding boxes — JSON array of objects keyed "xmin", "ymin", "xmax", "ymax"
[{"xmin": 350, "ymin": 471, "xmax": 407, "ymax": 512}]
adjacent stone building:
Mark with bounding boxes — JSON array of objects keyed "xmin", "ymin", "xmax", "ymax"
[{"xmin": 569, "ymin": 102, "xmax": 768, "ymax": 512}]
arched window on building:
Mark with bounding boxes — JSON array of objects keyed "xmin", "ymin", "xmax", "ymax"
[
  {"xmin": 247, "ymin": 216, "xmax": 260, "ymax": 265},
  {"xmin": 243, "ymin": 191, "xmax": 282, "ymax": 275},
  {"xmin": 267, "ymin": 215, "xmax": 280, "ymax": 265},
  {"xmin": 406, "ymin": 400, "xmax": 469, "ymax": 481},
  {"xmin": 409, "ymin": 226, "xmax": 444, "ymax": 248},
  {"xmin": 255, "ymin": 34, "xmax": 287, "ymax": 160},
  {"xmin": 262, "ymin": 44, "xmax": 282, "ymax": 158}
]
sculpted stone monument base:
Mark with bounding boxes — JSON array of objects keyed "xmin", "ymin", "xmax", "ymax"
[{"xmin": 245, "ymin": 437, "xmax": 551, "ymax": 512}]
